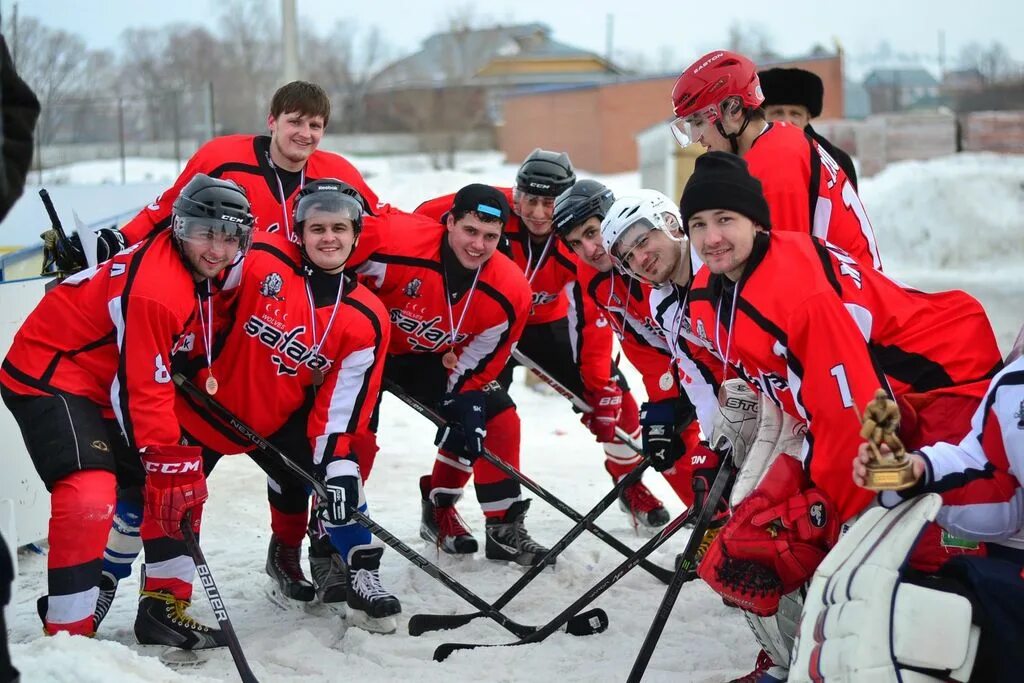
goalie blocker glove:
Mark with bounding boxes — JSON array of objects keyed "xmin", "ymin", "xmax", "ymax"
[{"xmin": 639, "ymin": 397, "xmax": 694, "ymax": 472}]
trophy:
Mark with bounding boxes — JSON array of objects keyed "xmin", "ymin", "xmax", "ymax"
[{"xmin": 859, "ymin": 389, "xmax": 917, "ymax": 491}]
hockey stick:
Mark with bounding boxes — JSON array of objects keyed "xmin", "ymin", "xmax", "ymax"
[
  {"xmin": 385, "ymin": 381, "xmax": 675, "ymax": 584},
  {"xmin": 432, "ymin": 451, "xmax": 734, "ymax": 662},
  {"xmin": 180, "ymin": 512, "xmax": 260, "ymax": 683},
  {"xmin": 408, "ymin": 458, "xmax": 655, "ymax": 636},
  {"xmin": 172, "ymin": 374, "xmax": 608, "ymax": 641},
  {"xmin": 624, "ymin": 481, "xmax": 728, "ymax": 682},
  {"xmin": 511, "ymin": 348, "xmax": 643, "ymax": 453}
]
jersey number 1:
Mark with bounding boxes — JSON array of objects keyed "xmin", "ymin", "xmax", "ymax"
[{"xmin": 829, "ymin": 363, "xmax": 854, "ymax": 409}]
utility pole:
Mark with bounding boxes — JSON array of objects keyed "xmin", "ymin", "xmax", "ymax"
[{"xmin": 281, "ymin": 0, "xmax": 299, "ymax": 83}]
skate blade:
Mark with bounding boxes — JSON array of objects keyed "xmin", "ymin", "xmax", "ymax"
[
  {"xmin": 303, "ymin": 597, "xmax": 347, "ymax": 618},
  {"xmin": 264, "ymin": 581, "xmax": 316, "ymax": 613},
  {"xmin": 347, "ymin": 609, "xmax": 397, "ymax": 634},
  {"xmin": 136, "ymin": 645, "xmax": 210, "ymax": 668}
]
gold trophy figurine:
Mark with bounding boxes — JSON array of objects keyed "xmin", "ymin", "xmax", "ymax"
[{"xmin": 859, "ymin": 389, "xmax": 917, "ymax": 491}]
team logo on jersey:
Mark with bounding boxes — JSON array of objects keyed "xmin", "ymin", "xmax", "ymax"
[
  {"xmin": 405, "ymin": 278, "xmax": 422, "ymax": 298},
  {"xmin": 531, "ymin": 291, "xmax": 559, "ymax": 308},
  {"xmin": 259, "ymin": 272, "xmax": 285, "ymax": 301},
  {"xmin": 732, "ymin": 360, "xmax": 788, "ymax": 406},
  {"xmin": 171, "ymin": 332, "xmax": 195, "ymax": 355},
  {"xmin": 243, "ymin": 315, "xmax": 331, "ymax": 376},
  {"xmin": 390, "ymin": 308, "xmax": 467, "ymax": 353},
  {"xmin": 808, "ymin": 502, "xmax": 827, "ymax": 528}
]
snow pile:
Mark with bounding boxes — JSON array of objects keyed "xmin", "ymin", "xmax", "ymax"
[
  {"xmin": 37, "ymin": 158, "xmax": 183, "ymax": 186},
  {"xmin": 859, "ymin": 153, "xmax": 1024, "ymax": 279}
]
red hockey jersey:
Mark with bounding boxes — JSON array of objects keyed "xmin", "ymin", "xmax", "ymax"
[
  {"xmin": 119, "ymin": 134, "xmax": 387, "ymax": 268},
  {"xmin": 355, "ymin": 220, "xmax": 531, "ymax": 394},
  {"xmin": 746, "ymin": 122, "xmax": 882, "ymax": 270},
  {"xmin": 1, "ymin": 232, "xmax": 203, "ymax": 449},
  {"xmin": 416, "ymin": 189, "xmax": 613, "ymax": 392},
  {"xmin": 687, "ymin": 231, "xmax": 1000, "ymax": 520},
  {"xmin": 174, "ymin": 233, "xmax": 387, "ymax": 466}
]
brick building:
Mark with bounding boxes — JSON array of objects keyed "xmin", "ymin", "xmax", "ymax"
[{"xmin": 499, "ymin": 54, "xmax": 846, "ymax": 174}]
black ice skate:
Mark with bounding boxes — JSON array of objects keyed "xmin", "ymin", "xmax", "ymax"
[
  {"xmin": 484, "ymin": 500, "xmax": 552, "ymax": 567},
  {"xmin": 419, "ymin": 475, "xmax": 478, "ymax": 554},
  {"xmin": 308, "ymin": 531, "xmax": 347, "ymax": 613},
  {"xmin": 265, "ymin": 534, "xmax": 316, "ymax": 608},
  {"xmin": 134, "ymin": 590, "xmax": 226, "ymax": 650},
  {"xmin": 344, "ymin": 544, "xmax": 401, "ymax": 634}
]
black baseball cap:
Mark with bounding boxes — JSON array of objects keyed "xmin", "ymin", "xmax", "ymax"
[{"xmin": 447, "ymin": 183, "xmax": 510, "ymax": 226}]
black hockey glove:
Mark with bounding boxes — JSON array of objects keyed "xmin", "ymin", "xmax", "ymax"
[
  {"xmin": 95, "ymin": 226, "xmax": 127, "ymax": 262},
  {"xmin": 639, "ymin": 398, "xmax": 693, "ymax": 473},
  {"xmin": 435, "ymin": 390, "xmax": 487, "ymax": 465},
  {"xmin": 321, "ymin": 466, "xmax": 361, "ymax": 525}
]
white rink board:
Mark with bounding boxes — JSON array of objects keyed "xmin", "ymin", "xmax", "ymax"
[{"xmin": 0, "ymin": 276, "xmax": 53, "ymax": 551}]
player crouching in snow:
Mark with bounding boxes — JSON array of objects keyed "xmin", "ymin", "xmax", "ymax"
[
  {"xmin": 163, "ymin": 180, "xmax": 400, "ymax": 633},
  {"xmin": 604, "ymin": 151, "xmax": 1002, "ymax": 681},
  {"xmin": 788, "ymin": 348, "xmax": 1024, "ymax": 683},
  {"xmin": 0, "ymin": 174, "xmax": 253, "ymax": 648}
]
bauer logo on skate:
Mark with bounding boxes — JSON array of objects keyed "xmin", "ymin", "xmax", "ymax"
[
  {"xmin": 389, "ymin": 308, "xmax": 468, "ymax": 352},
  {"xmin": 243, "ymin": 315, "xmax": 332, "ymax": 375}
]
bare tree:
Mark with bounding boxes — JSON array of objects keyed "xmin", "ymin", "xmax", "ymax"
[
  {"xmin": 958, "ymin": 41, "xmax": 1022, "ymax": 83},
  {"xmin": 300, "ymin": 20, "xmax": 391, "ymax": 133},
  {"xmin": 725, "ymin": 21, "xmax": 780, "ymax": 63}
]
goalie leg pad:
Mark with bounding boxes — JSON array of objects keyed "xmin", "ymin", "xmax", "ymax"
[{"xmin": 790, "ymin": 495, "xmax": 980, "ymax": 683}]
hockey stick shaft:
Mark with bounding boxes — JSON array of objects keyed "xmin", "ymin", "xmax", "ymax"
[
  {"xmin": 39, "ymin": 189, "xmax": 69, "ymax": 242},
  {"xmin": 385, "ymin": 381, "xmax": 675, "ymax": 584},
  {"xmin": 433, "ymin": 452, "xmax": 734, "ymax": 662},
  {"xmin": 408, "ymin": 458, "xmax": 654, "ymax": 636},
  {"xmin": 172, "ymin": 374, "xmax": 605, "ymax": 640},
  {"xmin": 511, "ymin": 348, "xmax": 642, "ymax": 452},
  {"xmin": 181, "ymin": 513, "xmax": 259, "ymax": 683}
]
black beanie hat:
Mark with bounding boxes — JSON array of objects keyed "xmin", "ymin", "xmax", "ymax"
[
  {"xmin": 758, "ymin": 68, "xmax": 824, "ymax": 118},
  {"xmin": 679, "ymin": 151, "xmax": 772, "ymax": 230}
]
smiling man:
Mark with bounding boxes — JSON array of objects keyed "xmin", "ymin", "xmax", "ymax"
[
  {"xmin": 115, "ymin": 81, "xmax": 385, "ymax": 262},
  {"xmin": 358, "ymin": 184, "xmax": 553, "ymax": 566}
]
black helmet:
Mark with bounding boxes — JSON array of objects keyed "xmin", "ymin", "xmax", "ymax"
[
  {"xmin": 172, "ymin": 173, "xmax": 254, "ymax": 251},
  {"xmin": 293, "ymin": 179, "xmax": 366, "ymax": 235},
  {"xmin": 552, "ymin": 180, "xmax": 615, "ymax": 241},
  {"xmin": 515, "ymin": 148, "xmax": 576, "ymax": 197}
]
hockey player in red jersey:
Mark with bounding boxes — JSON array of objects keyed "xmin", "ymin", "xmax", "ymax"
[
  {"xmin": 0, "ymin": 174, "xmax": 253, "ymax": 647},
  {"xmin": 359, "ymin": 184, "xmax": 552, "ymax": 565},
  {"xmin": 552, "ymin": 180, "xmax": 709, "ymax": 510},
  {"xmin": 607, "ymin": 151, "xmax": 1000, "ymax": 681},
  {"xmin": 669, "ymin": 50, "xmax": 882, "ymax": 271},
  {"xmin": 112, "ymin": 81, "xmax": 386, "ymax": 267},
  {"xmin": 169, "ymin": 179, "xmax": 401, "ymax": 631},
  {"xmin": 416, "ymin": 151, "xmax": 671, "ymax": 529}
]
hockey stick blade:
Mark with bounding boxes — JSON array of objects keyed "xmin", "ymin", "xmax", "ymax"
[{"xmin": 409, "ymin": 607, "xmax": 608, "ymax": 638}]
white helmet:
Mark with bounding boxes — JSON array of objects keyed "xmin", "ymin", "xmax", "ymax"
[{"xmin": 601, "ymin": 191, "xmax": 684, "ymax": 285}]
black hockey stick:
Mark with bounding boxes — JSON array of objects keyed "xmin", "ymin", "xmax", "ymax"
[
  {"xmin": 172, "ymin": 374, "xmax": 608, "ymax": 640},
  {"xmin": 624, "ymin": 478, "xmax": 729, "ymax": 682},
  {"xmin": 432, "ymin": 451, "xmax": 734, "ymax": 662},
  {"xmin": 181, "ymin": 512, "xmax": 259, "ymax": 683},
  {"xmin": 511, "ymin": 348, "xmax": 644, "ymax": 453},
  {"xmin": 384, "ymin": 381, "xmax": 676, "ymax": 584},
  {"xmin": 408, "ymin": 458, "xmax": 654, "ymax": 636}
]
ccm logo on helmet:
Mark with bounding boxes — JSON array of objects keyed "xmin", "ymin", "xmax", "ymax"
[
  {"xmin": 220, "ymin": 214, "xmax": 246, "ymax": 223},
  {"xmin": 144, "ymin": 460, "xmax": 201, "ymax": 475},
  {"xmin": 529, "ymin": 181, "xmax": 551, "ymax": 190}
]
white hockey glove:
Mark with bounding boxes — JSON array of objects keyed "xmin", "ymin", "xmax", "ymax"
[
  {"xmin": 789, "ymin": 494, "xmax": 979, "ymax": 683},
  {"xmin": 710, "ymin": 379, "xmax": 760, "ymax": 464}
]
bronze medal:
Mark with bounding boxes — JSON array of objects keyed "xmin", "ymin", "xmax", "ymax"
[
  {"xmin": 442, "ymin": 351, "xmax": 459, "ymax": 370},
  {"xmin": 205, "ymin": 374, "xmax": 219, "ymax": 396},
  {"xmin": 312, "ymin": 368, "xmax": 325, "ymax": 386}
]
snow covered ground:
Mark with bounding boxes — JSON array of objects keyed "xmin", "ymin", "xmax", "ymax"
[{"xmin": 4, "ymin": 150, "xmax": 1024, "ymax": 682}]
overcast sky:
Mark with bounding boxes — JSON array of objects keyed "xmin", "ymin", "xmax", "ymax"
[{"xmin": 4, "ymin": 0, "xmax": 1022, "ymax": 79}]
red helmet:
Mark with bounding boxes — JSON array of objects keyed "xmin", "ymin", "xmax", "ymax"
[{"xmin": 669, "ymin": 51, "xmax": 763, "ymax": 147}]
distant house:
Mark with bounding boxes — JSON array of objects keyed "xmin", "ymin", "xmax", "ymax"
[
  {"xmin": 942, "ymin": 68, "xmax": 986, "ymax": 93},
  {"xmin": 863, "ymin": 68, "xmax": 940, "ymax": 113},
  {"xmin": 364, "ymin": 23, "xmax": 623, "ymax": 137}
]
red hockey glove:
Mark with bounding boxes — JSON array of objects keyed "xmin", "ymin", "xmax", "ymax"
[
  {"xmin": 689, "ymin": 443, "xmax": 732, "ymax": 525},
  {"xmin": 141, "ymin": 445, "xmax": 207, "ymax": 540},
  {"xmin": 582, "ymin": 383, "xmax": 623, "ymax": 443}
]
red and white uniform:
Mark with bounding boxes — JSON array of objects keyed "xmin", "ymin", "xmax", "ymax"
[
  {"xmin": 176, "ymin": 232, "xmax": 387, "ymax": 471},
  {"xmin": 119, "ymin": 134, "xmax": 388, "ymax": 268},
  {"xmin": 746, "ymin": 122, "xmax": 882, "ymax": 270},
  {"xmin": 1, "ymin": 232, "xmax": 200, "ymax": 448},
  {"xmin": 416, "ymin": 189, "xmax": 613, "ymax": 393},
  {"xmin": 687, "ymin": 231, "xmax": 1001, "ymax": 521},
  {"xmin": 884, "ymin": 355, "xmax": 1024, "ymax": 548}
]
